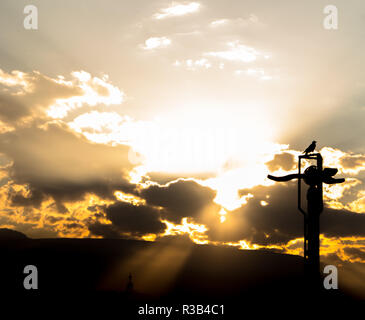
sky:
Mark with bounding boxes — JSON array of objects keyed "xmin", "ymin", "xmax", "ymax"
[{"xmin": 0, "ymin": 0, "xmax": 364, "ymax": 290}]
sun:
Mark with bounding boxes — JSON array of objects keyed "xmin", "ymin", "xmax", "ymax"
[{"xmin": 121, "ymin": 100, "xmax": 282, "ymax": 211}]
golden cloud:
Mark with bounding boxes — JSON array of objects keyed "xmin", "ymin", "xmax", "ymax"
[{"xmin": 0, "ymin": 69, "xmax": 124, "ymax": 125}]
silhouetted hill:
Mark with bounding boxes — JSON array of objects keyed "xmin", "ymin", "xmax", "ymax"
[{"xmin": 0, "ymin": 236, "xmax": 359, "ymax": 318}]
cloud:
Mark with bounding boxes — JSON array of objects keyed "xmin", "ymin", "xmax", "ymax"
[
  {"xmin": 0, "ymin": 122, "xmax": 136, "ymax": 209},
  {"xmin": 320, "ymin": 147, "xmax": 365, "ymax": 175},
  {"xmin": 87, "ymin": 180, "xmax": 216, "ymax": 243},
  {"xmin": 153, "ymin": 2, "xmax": 200, "ymax": 20},
  {"xmin": 88, "ymin": 201, "xmax": 166, "ymax": 238},
  {"xmin": 209, "ymin": 15, "xmax": 261, "ymax": 28},
  {"xmin": 205, "ymin": 41, "xmax": 269, "ymax": 63},
  {"xmin": 236, "ymin": 68, "xmax": 274, "ymax": 81},
  {"xmin": 47, "ymin": 71, "xmax": 124, "ymax": 119},
  {"xmin": 207, "ymin": 181, "xmax": 365, "ymax": 245},
  {"xmin": 340, "ymin": 154, "xmax": 365, "ymax": 175},
  {"xmin": 347, "ymin": 190, "xmax": 365, "ymax": 213},
  {"xmin": 0, "ymin": 69, "xmax": 124, "ymax": 123},
  {"xmin": 211, "ymin": 182, "xmax": 302, "ymax": 244},
  {"xmin": 0, "ymin": 70, "xmax": 29, "ymax": 88},
  {"xmin": 0, "ymin": 69, "xmax": 82, "ymax": 124},
  {"xmin": 322, "ymin": 208, "xmax": 365, "ymax": 238},
  {"xmin": 139, "ymin": 179, "xmax": 218, "ymax": 223},
  {"xmin": 265, "ymin": 152, "xmax": 295, "ymax": 172},
  {"xmin": 143, "ymin": 37, "xmax": 171, "ymax": 50},
  {"xmin": 343, "ymin": 247, "xmax": 365, "ymax": 263},
  {"xmin": 68, "ymin": 111, "xmax": 133, "ymax": 145},
  {"xmin": 210, "ymin": 19, "xmax": 229, "ymax": 27},
  {"xmin": 0, "ymin": 69, "xmax": 137, "ymax": 214},
  {"xmin": 173, "ymin": 58, "xmax": 212, "ymax": 70}
]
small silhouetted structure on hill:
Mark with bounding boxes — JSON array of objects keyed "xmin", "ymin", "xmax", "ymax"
[{"xmin": 126, "ymin": 272, "xmax": 133, "ymax": 295}]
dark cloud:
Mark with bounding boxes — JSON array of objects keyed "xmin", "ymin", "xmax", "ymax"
[
  {"xmin": 265, "ymin": 152, "xmax": 295, "ymax": 172},
  {"xmin": 63, "ymin": 222, "xmax": 84, "ymax": 230},
  {"xmin": 207, "ymin": 181, "xmax": 365, "ymax": 245},
  {"xmin": 207, "ymin": 182, "xmax": 303, "ymax": 244},
  {"xmin": 321, "ymin": 208, "xmax": 365, "ymax": 238},
  {"xmin": 86, "ymin": 179, "xmax": 220, "ymax": 239},
  {"xmin": 9, "ymin": 186, "xmax": 45, "ymax": 208},
  {"xmin": 139, "ymin": 179, "xmax": 218, "ymax": 223},
  {"xmin": 0, "ymin": 122, "xmax": 136, "ymax": 209},
  {"xmin": 106, "ymin": 201, "xmax": 165, "ymax": 235},
  {"xmin": 88, "ymin": 222, "xmax": 122, "ymax": 239},
  {"xmin": 88, "ymin": 201, "xmax": 166, "ymax": 238},
  {"xmin": 46, "ymin": 215, "xmax": 64, "ymax": 224}
]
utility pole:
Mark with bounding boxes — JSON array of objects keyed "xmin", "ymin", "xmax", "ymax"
[{"xmin": 268, "ymin": 151, "xmax": 344, "ymax": 290}]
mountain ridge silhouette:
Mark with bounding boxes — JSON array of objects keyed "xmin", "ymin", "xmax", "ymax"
[{"xmin": 1, "ymin": 235, "xmax": 361, "ymax": 318}]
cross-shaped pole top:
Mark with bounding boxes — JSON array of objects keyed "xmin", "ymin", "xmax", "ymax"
[{"xmin": 266, "ymin": 148, "xmax": 345, "ymax": 292}]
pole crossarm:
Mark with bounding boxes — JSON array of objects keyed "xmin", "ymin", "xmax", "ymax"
[
  {"xmin": 267, "ymin": 173, "xmax": 344, "ymax": 184},
  {"xmin": 267, "ymin": 174, "xmax": 302, "ymax": 182}
]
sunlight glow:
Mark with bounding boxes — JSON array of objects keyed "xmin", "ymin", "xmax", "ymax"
[
  {"xmin": 114, "ymin": 191, "xmax": 146, "ymax": 206},
  {"xmin": 284, "ymin": 236, "xmax": 365, "ymax": 263},
  {"xmin": 68, "ymin": 106, "xmax": 283, "ymax": 211},
  {"xmin": 219, "ymin": 207, "xmax": 227, "ymax": 223},
  {"xmin": 141, "ymin": 233, "xmax": 158, "ymax": 241},
  {"xmin": 162, "ymin": 218, "xmax": 208, "ymax": 244}
]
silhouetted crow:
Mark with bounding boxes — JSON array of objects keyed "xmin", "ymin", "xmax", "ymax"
[{"xmin": 303, "ymin": 141, "xmax": 316, "ymax": 155}]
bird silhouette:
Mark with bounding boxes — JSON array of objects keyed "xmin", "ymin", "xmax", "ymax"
[{"xmin": 303, "ymin": 141, "xmax": 316, "ymax": 155}]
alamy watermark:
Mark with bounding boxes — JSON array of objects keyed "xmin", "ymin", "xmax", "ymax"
[
  {"xmin": 323, "ymin": 264, "xmax": 338, "ymax": 290},
  {"xmin": 23, "ymin": 265, "xmax": 38, "ymax": 290},
  {"xmin": 323, "ymin": 5, "xmax": 338, "ymax": 30},
  {"xmin": 127, "ymin": 126, "xmax": 239, "ymax": 169},
  {"xmin": 23, "ymin": 5, "xmax": 38, "ymax": 30}
]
